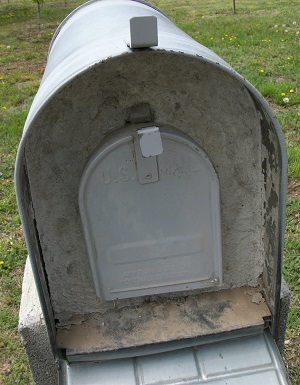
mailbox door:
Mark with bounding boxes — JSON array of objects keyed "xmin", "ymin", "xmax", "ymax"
[
  {"xmin": 79, "ymin": 127, "xmax": 222, "ymax": 300},
  {"xmin": 60, "ymin": 330, "xmax": 290, "ymax": 385}
]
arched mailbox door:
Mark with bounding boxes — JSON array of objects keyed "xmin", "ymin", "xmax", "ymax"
[{"xmin": 79, "ymin": 127, "xmax": 222, "ymax": 300}]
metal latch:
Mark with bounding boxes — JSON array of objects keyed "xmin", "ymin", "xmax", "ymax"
[
  {"xmin": 129, "ymin": 16, "xmax": 158, "ymax": 49},
  {"xmin": 134, "ymin": 126, "xmax": 163, "ymax": 184}
]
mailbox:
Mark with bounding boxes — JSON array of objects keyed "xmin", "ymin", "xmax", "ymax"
[{"xmin": 16, "ymin": 0, "xmax": 291, "ymax": 384}]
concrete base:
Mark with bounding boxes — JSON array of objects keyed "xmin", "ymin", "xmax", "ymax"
[
  {"xmin": 276, "ymin": 277, "xmax": 291, "ymax": 353},
  {"xmin": 19, "ymin": 257, "xmax": 58, "ymax": 385}
]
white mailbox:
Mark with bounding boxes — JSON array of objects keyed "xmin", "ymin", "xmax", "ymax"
[{"xmin": 16, "ymin": 1, "xmax": 290, "ymax": 384}]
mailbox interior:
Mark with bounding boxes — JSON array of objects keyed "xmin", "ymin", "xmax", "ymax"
[{"xmin": 18, "ymin": 51, "xmax": 285, "ymax": 359}]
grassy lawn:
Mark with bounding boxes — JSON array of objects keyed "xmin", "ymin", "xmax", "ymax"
[{"xmin": 0, "ymin": 0, "xmax": 299, "ymax": 384}]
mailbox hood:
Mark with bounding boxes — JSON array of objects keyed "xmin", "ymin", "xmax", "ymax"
[{"xmin": 19, "ymin": 0, "xmax": 240, "ymax": 131}]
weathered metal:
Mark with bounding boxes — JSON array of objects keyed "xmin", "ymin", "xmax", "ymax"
[{"xmin": 15, "ymin": 1, "xmax": 289, "ymax": 383}]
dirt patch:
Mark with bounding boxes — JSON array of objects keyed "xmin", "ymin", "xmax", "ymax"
[
  {"xmin": 56, "ymin": 287, "xmax": 270, "ymax": 354},
  {"xmin": 268, "ymin": 101, "xmax": 285, "ymax": 115},
  {"xmin": 0, "ymin": 363, "xmax": 11, "ymax": 377},
  {"xmin": 284, "ymin": 337, "xmax": 300, "ymax": 379},
  {"xmin": 288, "ymin": 180, "xmax": 300, "ymax": 197}
]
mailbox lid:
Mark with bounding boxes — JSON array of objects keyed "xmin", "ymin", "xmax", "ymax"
[{"xmin": 60, "ymin": 330, "xmax": 290, "ymax": 385}]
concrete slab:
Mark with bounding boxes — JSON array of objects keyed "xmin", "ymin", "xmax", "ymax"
[{"xmin": 19, "ymin": 257, "xmax": 58, "ymax": 385}]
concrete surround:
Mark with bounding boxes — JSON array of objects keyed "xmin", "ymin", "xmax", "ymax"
[
  {"xmin": 25, "ymin": 53, "xmax": 264, "ymax": 321},
  {"xmin": 19, "ymin": 258, "xmax": 57, "ymax": 385}
]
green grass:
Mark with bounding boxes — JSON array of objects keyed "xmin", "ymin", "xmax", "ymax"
[
  {"xmin": 283, "ymin": 194, "xmax": 300, "ymax": 382},
  {"xmin": 0, "ymin": 0, "xmax": 299, "ymax": 384}
]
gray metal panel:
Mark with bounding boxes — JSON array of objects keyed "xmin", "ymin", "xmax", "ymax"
[
  {"xmin": 61, "ymin": 331, "xmax": 290, "ymax": 385},
  {"xmin": 62, "ymin": 358, "xmax": 136, "ymax": 384},
  {"xmin": 79, "ymin": 127, "xmax": 222, "ymax": 300}
]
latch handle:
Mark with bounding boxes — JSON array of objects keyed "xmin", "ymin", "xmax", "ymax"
[{"xmin": 134, "ymin": 126, "xmax": 163, "ymax": 184}]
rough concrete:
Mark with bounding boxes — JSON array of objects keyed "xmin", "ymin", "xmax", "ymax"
[
  {"xmin": 276, "ymin": 277, "xmax": 291, "ymax": 353},
  {"xmin": 24, "ymin": 53, "xmax": 264, "ymax": 321},
  {"xmin": 19, "ymin": 257, "xmax": 58, "ymax": 385},
  {"xmin": 260, "ymin": 104, "xmax": 282, "ymax": 315},
  {"xmin": 56, "ymin": 287, "xmax": 270, "ymax": 355}
]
